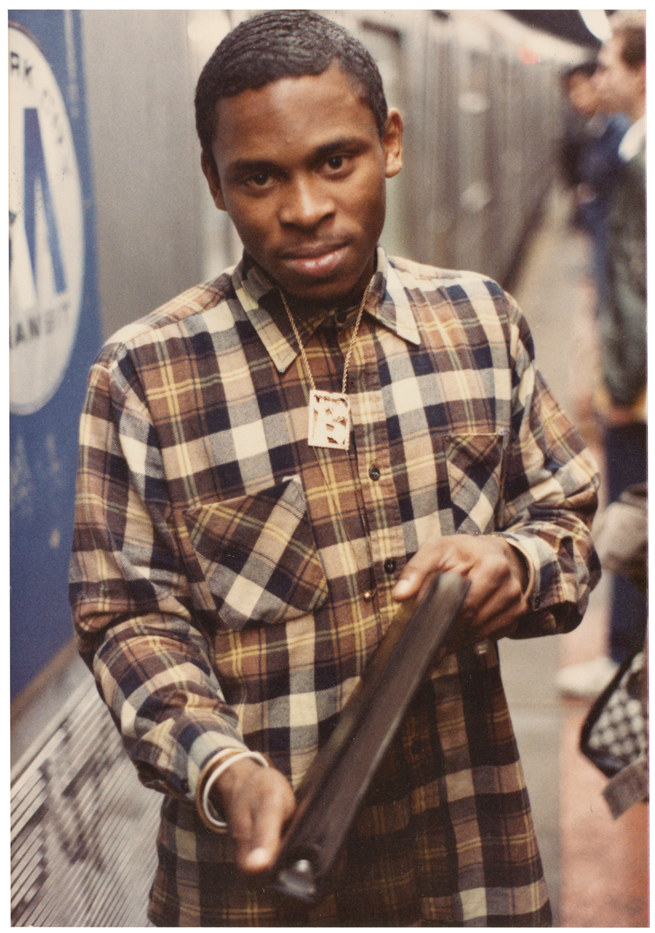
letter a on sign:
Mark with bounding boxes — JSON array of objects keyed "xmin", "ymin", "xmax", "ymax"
[{"xmin": 23, "ymin": 107, "xmax": 67, "ymax": 295}]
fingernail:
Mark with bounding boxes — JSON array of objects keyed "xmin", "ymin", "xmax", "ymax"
[
  {"xmin": 393, "ymin": 579, "xmax": 411, "ymax": 599},
  {"xmin": 246, "ymin": 847, "xmax": 269, "ymax": 870}
]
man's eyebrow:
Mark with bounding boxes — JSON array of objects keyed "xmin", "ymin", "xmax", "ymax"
[
  {"xmin": 225, "ymin": 158, "xmax": 279, "ymax": 181},
  {"xmin": 312, "ymin": 135, "xmax": 371, "ymax": 161},
  {"xmin": 225, "ymin": 135, "xmax": 371, "ymax": 180}
]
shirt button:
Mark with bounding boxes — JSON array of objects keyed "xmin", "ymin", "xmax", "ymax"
[
  {"xmin": 369, "ymin": 465, "xmax": 381, "ymax": 481},
  {"xmin": 363, "ymin": 590, "xmax": 375, "ymax": 601},
  {"xmin": 384, "ymin": 558, "xmax": 397, "ymax": 575},
  {"xmin": 335, "ymin": 310, "xmax": 348, "ymax": 327}
]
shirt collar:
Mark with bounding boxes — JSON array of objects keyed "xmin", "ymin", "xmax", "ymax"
[
  {"xmin": 232, "ymin": 246, "xmax": 421, "ymax": 374},
  {"xmin": 619, "ymin": 115, "xmax": 646, "ymax": 162}
]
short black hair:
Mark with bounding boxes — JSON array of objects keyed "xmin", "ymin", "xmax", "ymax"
[
  {"xmin": 195, "ymin": 11, "xmax": 388, "ymax": 170},
  {"xmin": 609, "ymin": 11, "xmax": 646, "ymax": 70}
]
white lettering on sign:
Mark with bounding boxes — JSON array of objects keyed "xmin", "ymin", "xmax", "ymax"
[{"xmin": 9, "ymin": 25, "xmax": 84, "ymax": 415}]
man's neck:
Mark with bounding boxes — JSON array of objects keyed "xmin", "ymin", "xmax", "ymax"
[
  {"xmin": 285, "ymin": 290, "xmax": 362, "ymax": 320},
  {"xmin": 630, "ymin": 97, "xmax": 646, "ymax": 123},
  {"xmin": 282, "ymin": 256, "xmax": 377, "ymax": 320}
]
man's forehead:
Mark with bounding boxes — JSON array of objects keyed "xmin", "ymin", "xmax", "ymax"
[
  {"xmin": 212, "ymin": 65, "xmax": 377, "ymax": 152},
  {"xmin": 219, "ymin": 64, "xmax": 363, "ymax": 111}
]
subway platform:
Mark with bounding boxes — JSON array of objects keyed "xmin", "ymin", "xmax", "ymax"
[{"xmin": 501, "ymin": 185, "xmax": 649, "ymax": 927}]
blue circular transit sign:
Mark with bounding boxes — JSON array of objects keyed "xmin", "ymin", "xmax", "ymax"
[{"xmin": 9, "ymin": 24, "xmax": 85, "ymax": 415}]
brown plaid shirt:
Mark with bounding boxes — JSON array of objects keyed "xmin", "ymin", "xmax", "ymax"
[{"xmin": 70, "ymin": 248, "xmax": 600, "ymax": 925}]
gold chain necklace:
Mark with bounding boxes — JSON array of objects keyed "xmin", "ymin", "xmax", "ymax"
[{"xmin": 280, "ymin": 279, "xmax": 372, "ymax": 451}]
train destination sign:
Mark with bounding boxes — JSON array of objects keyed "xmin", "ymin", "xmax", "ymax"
[{"xmin": 9, "ymin": 24, "xmax": 85, "ymax": 415}]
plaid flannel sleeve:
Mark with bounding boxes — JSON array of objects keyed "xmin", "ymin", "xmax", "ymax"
[
  {"xmin": 69, "ymin": 351, "xmax": 248, "ymax": 802},
  {"xmin": 495, "ymin": 296, "xmax": 602, "ymax": 638}
]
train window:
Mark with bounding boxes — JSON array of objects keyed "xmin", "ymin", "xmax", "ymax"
[
  {"xmin": 358, "ymin": 20, "xmax": 409, "ymax": 257},
  {"xmin": 458, "ymin": 50, "xmax": 491, "ymax": 212}
]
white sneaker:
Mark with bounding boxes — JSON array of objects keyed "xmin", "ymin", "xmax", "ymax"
[{"xmin": 556, "ymin": 655, "xmax": 619, "ymax": 698}]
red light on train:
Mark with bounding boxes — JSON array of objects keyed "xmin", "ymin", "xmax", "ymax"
[{"xmin": 518, "ymin": 46, "xmax": 541, "ymax": 65}]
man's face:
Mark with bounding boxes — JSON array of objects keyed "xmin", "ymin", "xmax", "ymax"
[
  {"xmin": 595, "ymin": 35, "xmax": 644, "ymax": 114},
  {"xmin": 203, "ymin": 63, "xmax": 403, "ymax": 309},
  {"xmin": 567, "ymin": 73, "xmax": 599, "ymax": 117}
]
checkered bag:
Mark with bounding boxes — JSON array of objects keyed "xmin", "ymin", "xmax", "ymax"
[{"xmin": 580, "ymin": 649, "xmax": 648, "ymax": 778}]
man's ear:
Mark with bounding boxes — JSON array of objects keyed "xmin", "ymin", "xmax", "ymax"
[
  {"xmin": 201, "ymin": 151, "xmax": 227, "ymax": 211},
  {"xmin": 383, "ymin": 109, "xmax": 403, "ymax": 179}
]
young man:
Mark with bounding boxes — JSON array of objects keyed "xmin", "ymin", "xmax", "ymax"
[
  {"xmin": 70, "ymin": 11, "xmax": 600, "ymax": 926},
  {"xmin": 594, "ymin": 10, "xmax": 646, "ymax": 424}
]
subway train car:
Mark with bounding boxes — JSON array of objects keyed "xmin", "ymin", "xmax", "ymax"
[
  {"xmin": 333, "ymin": 9, "xmax": 572, "ymax": 285},
  {"xmin": 10, "ymin": 10, "xmax": 590, "ymax": 926}
]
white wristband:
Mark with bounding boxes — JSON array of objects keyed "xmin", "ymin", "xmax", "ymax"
[{"xmin": 201, "ymin": 750, "xmax": 269, "ymax": 829}]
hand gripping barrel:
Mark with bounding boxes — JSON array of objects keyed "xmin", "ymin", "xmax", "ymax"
[{"xmin": 270, "ymin": 571, "xmax": 469, "ymax": 903}]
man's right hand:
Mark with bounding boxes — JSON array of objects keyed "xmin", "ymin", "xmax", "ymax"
[{"xmin": 212, "ymin": 756, "xmax": 297, "ymax": 873}]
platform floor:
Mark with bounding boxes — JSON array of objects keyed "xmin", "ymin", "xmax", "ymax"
[{"xmin": 502, "ymin": 186, "xmax": 649, "ymax": 927}]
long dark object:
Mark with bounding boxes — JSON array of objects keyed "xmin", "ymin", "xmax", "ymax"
[{"xmin": 270, "ymin": 571, "xmax": 469, "ymax": 903}]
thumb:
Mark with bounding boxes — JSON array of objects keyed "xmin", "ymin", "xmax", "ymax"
[
  {"xmin": 243, "ymin": 845, "xmax": 272, "ymax": 872},
  {"xmin": 242, "ymin": 811, "xmax": 281, "ymax": 872},
  {"xmin": 392, "ymin": 542, "xmax": 446, "ymax": 601},
  {"xmin": 392, "ymin": 566, "xmax": 423, "ymax": 601},
  {"xmin": 239, "ymin": 771, "xmax": 296, "ymax": 873}
]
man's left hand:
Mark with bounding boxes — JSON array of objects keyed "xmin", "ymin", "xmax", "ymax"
[{"xmin": 392, "ymin": 534, "xmax": 530, "ymax": 642}]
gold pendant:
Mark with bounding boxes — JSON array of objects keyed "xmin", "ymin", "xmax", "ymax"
[{"xmin": 308, "ymin": 390, "xmax": 351, "ymax": 450}]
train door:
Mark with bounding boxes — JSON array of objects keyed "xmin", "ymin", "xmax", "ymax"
[
  {"xmin": 488, "ymin": 46, "xmax": 522, "ymax": 283},
  {"xmin": 409, "ymin": 12, "xmax": 459, "ymax": 270},
  {"xmin": 452, "ymin": 18, "xmax": 493, "ymax": 276}
]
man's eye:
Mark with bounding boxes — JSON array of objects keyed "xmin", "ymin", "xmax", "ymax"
[
  {"xmin": 249, "ymin": 172, "xmax": 270, "ymax": 187},
  {"xmin": 326, "ymin": 155, "xmax": 346, "ymax": 171}
]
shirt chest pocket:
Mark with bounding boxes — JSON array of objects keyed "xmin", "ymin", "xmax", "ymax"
[
  {"xmin": 180, "ymin": 477, "xmax": 329, "ymax": 630},
  {"xmin": 445, "ymin": 432, "xmax": 507, "ymax": 535}
]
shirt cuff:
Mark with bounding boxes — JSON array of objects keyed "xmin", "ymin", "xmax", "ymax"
[{"xmin": 492, "ymin": 533, "xmax": 536, "ymax": 601}]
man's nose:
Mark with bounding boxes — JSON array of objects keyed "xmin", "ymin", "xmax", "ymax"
[{"xmin": 278, "ymin": 175, "xmax": 335, "ymax": 229}]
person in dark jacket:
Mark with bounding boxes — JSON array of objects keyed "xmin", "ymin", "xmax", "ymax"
[
  {"xmin": 557, "ymin": 11, "xmax": 646, "ymax": 698},
  {"xmin": 560, "ymin": 61, "xmax": 629, "ymax": 307}
]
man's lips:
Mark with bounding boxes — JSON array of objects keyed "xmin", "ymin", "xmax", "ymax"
[{"xmin": 278, "ymin": 244, "xmax": 349, "ymax": 279}]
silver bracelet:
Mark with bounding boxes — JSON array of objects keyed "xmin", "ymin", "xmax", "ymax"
[{"xmin": 201, "ymin": 750, "xmax": 269, "ymax": 829}]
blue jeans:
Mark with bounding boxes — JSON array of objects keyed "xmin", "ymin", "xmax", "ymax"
[{"xmin": 604, "ymin": 422, "xmax": 647, "ymax": 663}]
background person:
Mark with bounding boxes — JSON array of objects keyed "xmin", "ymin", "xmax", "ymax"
[
  {"xmin": 557, "ymin": 11, "xmax": 646, "ymax": 698},
  {"xmin": 560, "ymin": 61, "xmax": 629, "ymax": 306}
]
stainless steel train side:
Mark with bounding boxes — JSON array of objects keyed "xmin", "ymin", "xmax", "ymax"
[{"xmin": 336, "ymin": 10, "xmax": 577, "ymax": 285}]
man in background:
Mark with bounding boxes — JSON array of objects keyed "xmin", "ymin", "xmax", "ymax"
[
  {"xmin": 558, "ymin": 10, "xmax": 646, "ymax": 697},
  {"xmin": 560, "ymin": 61, "xmax": 628, "ymax": 304}
]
